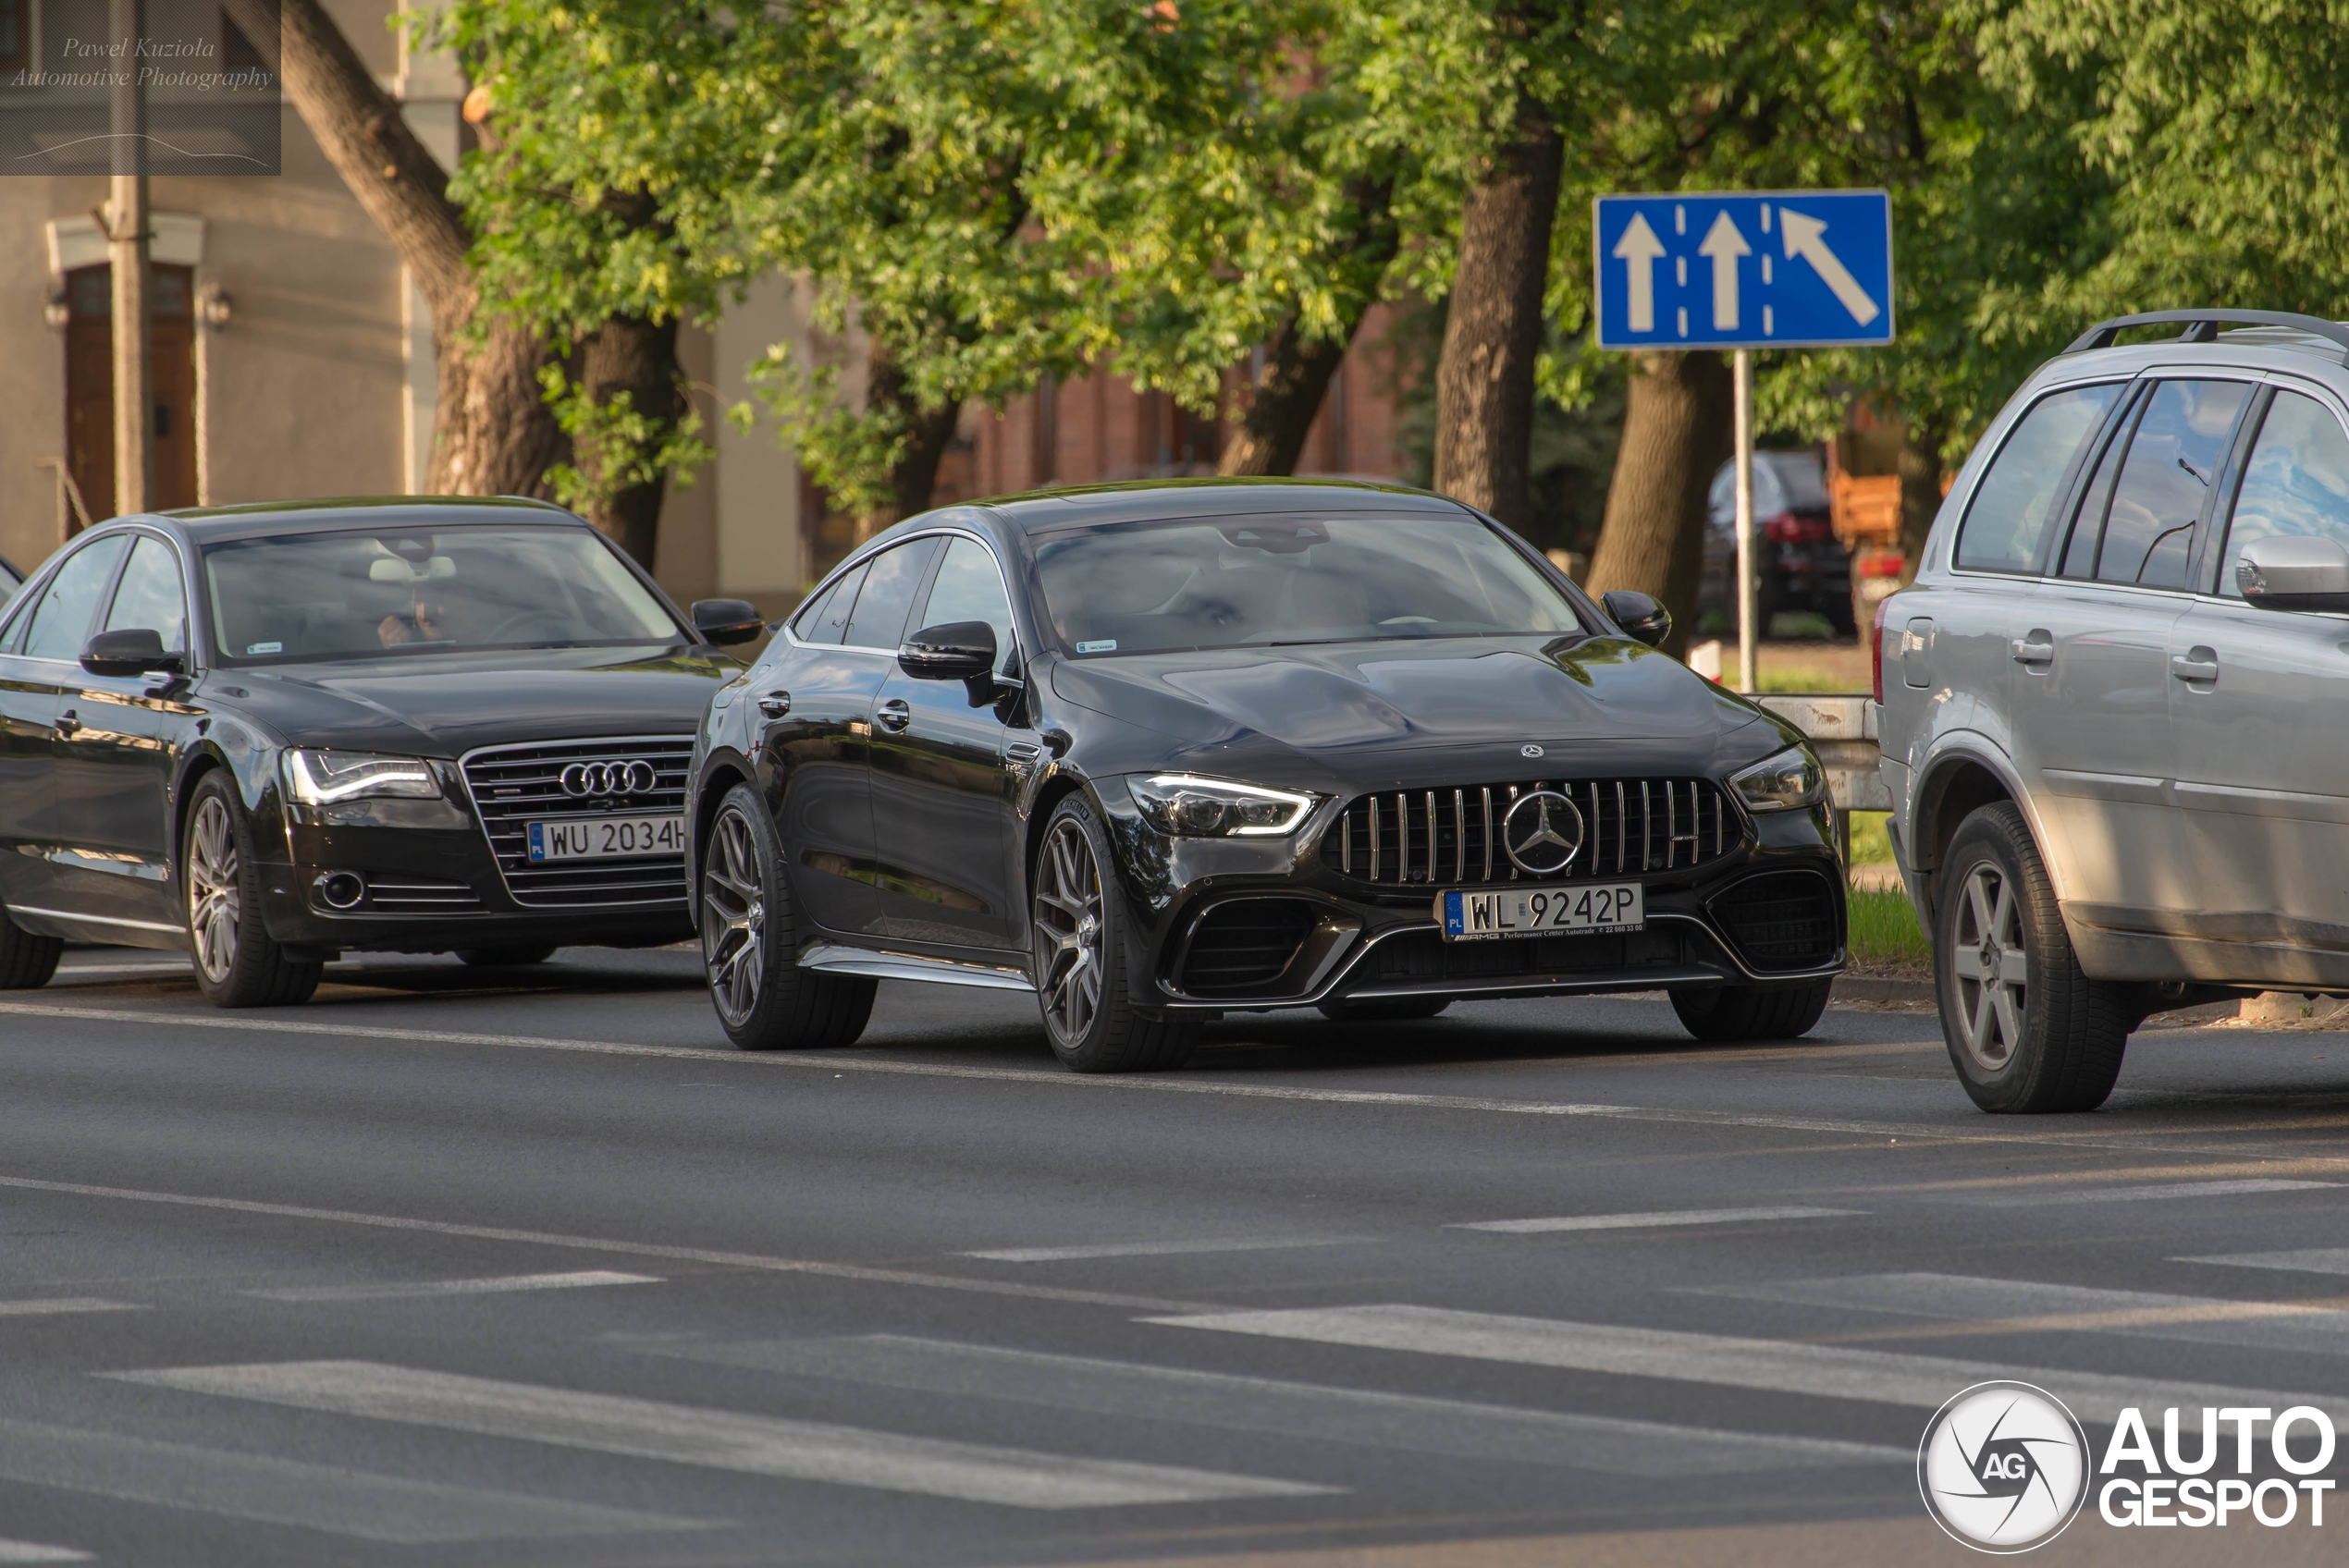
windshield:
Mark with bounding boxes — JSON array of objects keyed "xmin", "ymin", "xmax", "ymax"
[
  {"xmin": 1032, "ymin": 513, "xmax": 1585, "ymax": 656},
  {"xmin": 202, "ymin": 526, "xmax": 683, "ymax": 665}
]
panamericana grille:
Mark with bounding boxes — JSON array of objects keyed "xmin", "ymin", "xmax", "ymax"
[
  {"xmin": 1322, "ymin": 778, "xmax": 1734, "ymax": 886},
  {"xmin": 461, "ymin": 737, "xmax": 694, "ymax": 908},
  {"xmin": 1714, "ymin": 871, "xmax": 1839, "ymax": 971}
]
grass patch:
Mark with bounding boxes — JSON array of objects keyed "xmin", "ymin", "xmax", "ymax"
[
  {"xmin": 1849, "ymin": 884, "xmax": 1932, "ymax": 974},
  {"xmin": 1753, "ymin": 666, "xmax": 1839, "ymax": 692},
  {"xmin": 1847, "ymin": 810, "xmax": 1893, "ymax": 864}
]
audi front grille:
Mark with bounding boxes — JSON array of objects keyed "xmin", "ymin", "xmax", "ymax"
[
  {"xmin": 1321, "ymin": 778, "xmax": 1735, "ymax": 887},
  {"xmin": 461, "ymin": 737, "xmax": 695, "ymax": 908}
]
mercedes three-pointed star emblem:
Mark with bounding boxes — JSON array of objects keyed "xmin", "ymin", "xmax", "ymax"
[{"xmin": 1501, "ymin": 790, "xmax": 1585, "ymax": 876}]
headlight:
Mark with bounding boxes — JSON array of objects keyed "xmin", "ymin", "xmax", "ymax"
[
  {"xmin": 1127, "ymin": 774, "xmax": 1319, "ymax": 838},
  {"xmin": 284, "ymin": 749, "xmax": 442, "ymax": 804},
  {"xmin": 1728, "ymin": 745, "xmax": 1826, "ymax": 812}
]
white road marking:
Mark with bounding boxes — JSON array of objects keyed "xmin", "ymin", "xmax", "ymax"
[
  {"xmin": 108, "ymin": 1361, "xmax": 1333, "ymax": 1510},
  {"xmin": 0, "ymin": 1417, "xmax": 707, "ymax": 1542},
  {"xmin": 1968, "ymin": 1179, "xmax": 2338, "ymax": 1207},
  {"xmin": 0, "ymin": 1173, "xmax": 1211, "ymax": 1314},
  {"xmin": 627, "ymin": 1333, "xmax": 1906, "ymax": 1477},
  {"xmin": 1452, "ymin": 1207, "xmax": 1859, "ymax": 1234},
  {"xmin": 1699, "ymin": 1271, "xmax": 2349, "ymax": 1354},
  {"xmin": 246, "ymin": 1270, "xmax": 660, "ymax": 1303},
  {"xmin": 51, "ymin": 962, "xmax": 190, "ymax": 979},
  {"xmin": 0, "ymin": 1299, "xmax": 143, "ymax": 1317},
  {"xmin": 0, "ymin": 1002, "xmax": 2158, "ymax": 1152},
  {"xmin": 2184, "ymin": 1247, "xmax": 2349, "ymax": 1277},
  {"xmin": 0, "ymin": 1542, "xmax": 91, "ymax": 1564},
  {"xmin": 964, "ymin": 1237, "xmax": 1363, "ymax": 1263},
  {"xmin": 1145, "ymin": 1305, "xmax": 2349, "ymax": 1423}
]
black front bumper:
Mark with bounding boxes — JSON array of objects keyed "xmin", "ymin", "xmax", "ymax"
[{"xmin": 1108, "ymin": 788, "xmax": 1845, "ymax": 1014}]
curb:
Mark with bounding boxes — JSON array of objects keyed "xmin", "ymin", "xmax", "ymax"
[{"xmin": 1832, "ymin": 974, "xmax": 1934, "ymax": 1006}]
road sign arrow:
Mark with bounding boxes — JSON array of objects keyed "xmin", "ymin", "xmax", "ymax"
[
  {"xmin": 1696, "ymin": 211, "xmax": 1751, "ymax": 331},
  {"xmin": 1779, "ymin": 209, "xmax": 1879, "ymax": 325},
  {"xmin": 1610, "ymin": 213, "xmax": 1667, "ymax": 334}
]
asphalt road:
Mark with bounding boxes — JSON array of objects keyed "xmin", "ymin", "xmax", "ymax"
[{"xmin": 3, "ymin": 947, "xmax": 2348, "ymax": 1566}]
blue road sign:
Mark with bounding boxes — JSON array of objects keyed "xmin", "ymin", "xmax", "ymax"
[{"xmin": 1593, "ymin": 190, "xmax": 1893, "ymax": 351}]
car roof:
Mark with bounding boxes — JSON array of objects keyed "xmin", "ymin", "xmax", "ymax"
[
  {"xmin": 135, "ymin": 495, "xmax": 584, "ymax": 545},
  {"xmin": 972, "ymin": 476, "xmax": 1471, "ymax": 533}
]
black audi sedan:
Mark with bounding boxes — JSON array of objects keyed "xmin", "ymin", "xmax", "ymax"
[
  {"xmin": 688, "ymin": 479, "xmax": 1844, "ymax": 1072},
  {"xmin": 0, "ymin": 497, "xmax": 760, "ymax": 1006}
]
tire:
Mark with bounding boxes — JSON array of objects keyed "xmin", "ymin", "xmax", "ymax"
[
  {"xmin": 184, "ymin": 771, "xmax": 322, "ymax": 1009},
  {"xmin": 1669, "ymin": 978, "xmax": 1833, "ymax": 1042},
  {"xmin": 1317, "ymin": 996, "xmax": 1451, "ymax": 1023},
  {"xmin": 456, "ymin": 945, "xmax": 559, "ymax": 967},
  {"xmin": 700, "ymin": 782, "xmax": 874, "ymax": 1050},
  {"xmin": 0, "ymin": 902, "xmax": 60, "ymax": 990},
  {"xmin": 1936, "ymin": 802, "xmax": 2130, "ymax": 1113},
  {"xmin": 1032, "ymin": 794, "xmax": 1199, "ymax": 1072}
]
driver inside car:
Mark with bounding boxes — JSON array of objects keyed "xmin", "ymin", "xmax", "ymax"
[{"xmin": 378, "ymin": 582, "xmax": 486, "ymax": 647}]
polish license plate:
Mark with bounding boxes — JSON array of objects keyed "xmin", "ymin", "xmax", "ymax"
[
  {"xmin": 526, "ymin": 815, "xmax": 685, "ymax": 863},
  {"xmin": 1437, "ymin": 882, "xmax": 1644, "ymax": 941}
]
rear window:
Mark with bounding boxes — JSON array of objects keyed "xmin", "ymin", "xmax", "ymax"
[{"xmin": 1955, "ymin": 383, "xmax": 2125, "ymax": 573}]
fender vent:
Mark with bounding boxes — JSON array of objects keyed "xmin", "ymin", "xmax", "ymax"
[
  {"xmin": 1713, "ymin": 871, "xmax": 1840, "ymax": 971},
  {"xmin": 1179, "ymin": 899, "xmax": 1316, "ymax": 997}
]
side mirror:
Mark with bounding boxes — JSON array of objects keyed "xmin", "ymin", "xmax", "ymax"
[
  {"xmin": 690, "ymin": 598, "xmax": 765, "ymax": 646},
  {"xmin": 898, "ymin": 619, "xmax": 998, "ymax": 683},
  {"xmin": 1601, "ymin": 590, "xmax": 1673, "ymax": 649},
  {"xmin": 81, "ymin": 628, "xmax": 184, "ymax": 677},
  {"xmin": 2237, "ymin": 535, "xmax": 2349, "ymax": 612}
]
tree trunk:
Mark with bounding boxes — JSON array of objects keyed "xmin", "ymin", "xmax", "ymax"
[
  {"xmin": 855, "ymin": 342, "xmax": 963, "ymax": 541},
  {"xmin": 1221, "ymin": 178, "xmax": 1400, "ymax": 478},
  {"xmin": 224, "ymin": 0, "xmax": 568, "ymax": 499},
  {"xmin": 572, "ymin": 313, "xmax": 683, "ymax": 570},
  {"xmin": 1895, "ymin": 417, "xmax": 1946, "ymax": 588},
  {"xmin": 1432, "ymin": 92, "xmax": 1563, "ymax": 529},
  {"xmin": 1586, "ymin": 349, "xmax": 1732, "ymax": 658}
]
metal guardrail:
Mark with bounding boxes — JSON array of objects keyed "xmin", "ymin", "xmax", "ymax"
[{"xmin": 1754, "ymin": 693, "xmax": 1886, "ymax": 863}]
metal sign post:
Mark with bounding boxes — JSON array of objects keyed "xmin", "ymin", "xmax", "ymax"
[
  {"xmin": 1592, "ymin": 190, "xmax": 1895, "ymax": 691},
  {"xmin": 109, "ymin": 0, "xmax": 154, "ymax": 518}
]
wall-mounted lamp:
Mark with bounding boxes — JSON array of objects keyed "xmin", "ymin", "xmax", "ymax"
[
  {"xmin": 198, "ymin": 285, "xmax": 233, "ymax": 330},
  {"xmin": 42, "ymin": 282, "xmax": 68, "ymax": 330}
]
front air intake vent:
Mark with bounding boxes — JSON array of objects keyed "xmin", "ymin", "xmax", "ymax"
[
  {"xmin": 1713, "ymin": 871, "xmax": 1840, "ymax": 971},
  {"xmin": 1178, "ymin": 899, "xmax": 1317, "ymax": 998}
]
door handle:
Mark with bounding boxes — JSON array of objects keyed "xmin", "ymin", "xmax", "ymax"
[
  {"xmin": 2011, "ymin": 634, "xmax": 2055, "ymax": 666},
  {"xmin": 1005, "ymin": 740, "xmax": 1043, "ymax": 764},
  {"xmin": 54, "ymin": 708, "xmax": 80, "ymax": 736},
  {"xmin": 877, "ymin": 698, "xmax": 912, "ymax": 731},
  {"xmin": 757, "ymin": 690, "xmax": 791, "ymax": 717},
  {"xmin": 2171, "ymin": 651, "xmax": 2220, "ymax": 683}
]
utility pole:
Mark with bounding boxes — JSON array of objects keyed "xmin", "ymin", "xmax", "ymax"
[
  {"xmin": 109, "ymin": 0, "xmax": 154, "ymax": 517},
  {"xmin": 1732, "ymin": 348, "xmax": 1755, "ymax": 692}
]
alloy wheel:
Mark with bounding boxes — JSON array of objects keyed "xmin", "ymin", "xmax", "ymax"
[
  {"xmin": 1949, "ymin": 860, "xmax": 2028, "ymax": 1071},
  {"xmin": 1033, "ymin": 817, "xmax": 1104, "ymax": 1045},
  {"xmin": 701, "ymin": 806, "xmax": 765, "ymax": 1027},
  {"xmin": 187, "ymin": 796, "xmax": 240, "ymax": 986}
]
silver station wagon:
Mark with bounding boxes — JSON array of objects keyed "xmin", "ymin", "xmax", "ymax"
[{"xmin": 1879, "ymin": 309, "xmax": 2349, "ymax": 1111}]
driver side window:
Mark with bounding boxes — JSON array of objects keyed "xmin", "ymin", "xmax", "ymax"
[
  {"xmin": 2216, "ymin": 390, "xmax": 2349, "ymax": 597},
  {"xmin": 21, "ymin": 534, "xmax": 131, "ymax": 662},
  {"xmin": 104, "ymin": 536, "xmax": 189, "ymax": 654},
  {"xmin": 919, "ymin": 537, "xmax": 1015, "ymax": 670}
]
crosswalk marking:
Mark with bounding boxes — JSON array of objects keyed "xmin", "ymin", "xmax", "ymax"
[
  {"xmin": 245, "ymin": 1270, "xmax": 660, "ymax": 1303},
  {"xmin": 0, "ymin": 1417, "xmax": 705, "ymax": 1542},
  {"xmin": 0, "ymin": 1542, "xmax": 91, "ymax": 1564},
  {"xmin": 963, "ymin": 1238, "xmax": 1361, "ymax": 1263},
  {"xmin": 1696, "ymin": 1272, "xmax": 2349, "ymax": 1354},
  {"xmin": 0, "ymin": 1299, "xmax": 142, "ymax": 1317},
  {"xmin": 2183, "ymin": 1247, "xmax": 2349, "ymax": 1278},
  {"xmin": 1144, "ymin": 1304, "xmax": 2349, "ymax": 1422},
  {"xmin": 1452, "ymin": 1207, "xmax": 1858, "ymax": 1234},
  {"xmin": 625, "ymin": 1333, "xmax": 1906, "ymax": 1476},
  {"xmin": 109, "ymin": 1361, "xmax": 1333, "ymax": 1510},
  {"xmin": 1968, "ymin": 1179, "xmax": 2337, "ymax": 1207}
]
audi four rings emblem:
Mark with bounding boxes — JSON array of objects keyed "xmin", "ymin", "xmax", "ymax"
[
  {"xmin": 560, "ymin": 760, "xmax": 658, "ymax": 798},
  {"xmin": 1501, "ymin": 790, "xmax": 1584, "ymax": 876}
]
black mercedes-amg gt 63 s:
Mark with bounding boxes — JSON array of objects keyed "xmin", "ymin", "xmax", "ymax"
[
  {"xmin": 0, "ymin": 497, "xmax": 762, "ymax": 1007},
  {"xmin": 688, "ymin": 479, "xmax": 1844, "ymax": 1072}
]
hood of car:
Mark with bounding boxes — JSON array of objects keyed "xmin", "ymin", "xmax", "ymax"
[
  {"xmin": 202, "ymin": 645, "xmax": 740, "ymax": 756},
  {"xmin": 1050, "ymin": 633, "xmax": 1780, "ymax": 781}
]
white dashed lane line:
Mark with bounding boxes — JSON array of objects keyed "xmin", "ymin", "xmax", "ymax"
[
  {"xmin": 0, "ymin": 1299, "xmax": 144, "ymax": 1317},
  {"xmin": 962, "ymin": 1238, "xmax": 1366, "ymax": 1263},
  {"xmin": 1450, "ymin": 1207, "xmax": 1861, "ymax": 1234},
  {"xmin": 1964, "ymin": 1179, "xmax": 2340, "ymax": 1207},
  {"xmin": 243, "ymin": 1270, "xmax": 661, "ymax": 1304}
]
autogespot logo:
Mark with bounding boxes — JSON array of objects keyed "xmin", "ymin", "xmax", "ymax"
[{"xmin": 1919, "ymin": 1381, "xmax": 2090, "ymax": 1552}]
